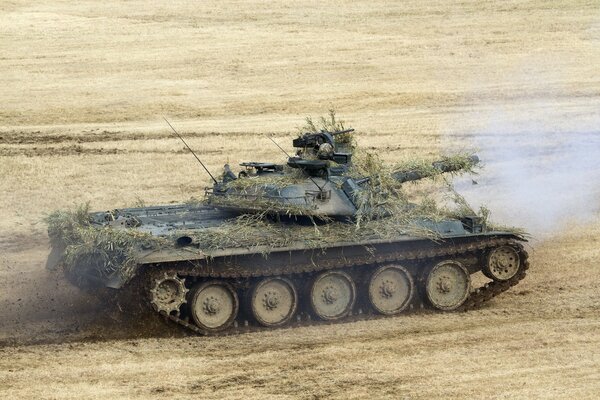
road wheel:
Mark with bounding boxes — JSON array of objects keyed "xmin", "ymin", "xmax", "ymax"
[
  {"xmin": 189, "ymin": 281, "xmax": 238, "ymax": 332},
  {"xmin": 368, "ymin": 265, "xmax": 414, "ymax": 315},
  {"xmin": 425, "ymin": 261, "xmax": 470, "ymax": 311},
  {"xmin": 310, "ymin": 271, "xmax": 356, "ymax": 320},
  {"xmin": 485, "ymin": 246, "xmax": 521, "ymax": 281},
  {"xmin": 250, "ymin": 277, "xmax": 297, "ymax": 327}
]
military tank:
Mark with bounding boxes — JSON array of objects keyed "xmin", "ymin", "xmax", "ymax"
[{"xmin": 46, "ymin": 122, "xmax": 529, "ymax": 335}]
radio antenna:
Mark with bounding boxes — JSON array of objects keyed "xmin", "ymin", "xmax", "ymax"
[
  {"xmin": 164, "ymin": 117, "xmax": 218, "ymax": 185},
  {"xmin": 267, "ymin": 135, "xmax": 292, "ymax": 158}
]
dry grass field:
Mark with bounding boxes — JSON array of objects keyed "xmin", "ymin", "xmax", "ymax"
[{"xmin": 1, "ymin": 0, "xmax": 600, "ymax": 399}]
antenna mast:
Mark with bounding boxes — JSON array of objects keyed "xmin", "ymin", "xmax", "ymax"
[{"xmin": 163, "ymin": 117, "xmax": 218, "ymax": 185}]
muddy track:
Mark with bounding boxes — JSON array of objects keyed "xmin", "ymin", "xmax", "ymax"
[
  {"xmin": 0, "ymin": 146, "xmax": 223, "ymax": 157},
  {"xmin": 0, "ymin": 130, "xmax": 280, "ymax": 146},
  {"xmin": 134, "ymin": 237, "xmax": 528, "ymax": 336}
]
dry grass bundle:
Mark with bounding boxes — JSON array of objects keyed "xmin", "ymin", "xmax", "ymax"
[
  {"xmin": 223, "ymin": 166, "xmax": 305, "ymax": 191},
  {"xmin": 46, "ymin": 203, "xmax": 93, "ymax": 248},
  {"xmin": 46, "ymin": 206, "xmax": 164, "ymax": 282},
  {"xmin": 393, "ymin": 153, "xmax": 478, "ymax": 180},
  {"xmin": 300, "ymin": 109, "xmax": 355, "ymax": 151},
  {"xmin": 190, "ymin": 148, "xmax": 483, "ymax": 254},
  {"xmin": 207, "ymin": 188, "xmax": 320, "ymax": 217},
  {"xmin": 300, "ymin": 109, "xmax": 347, "ymax": 135},
  {"xmin": 183, "ymin": 209, "xmax": 442, "ymax": 256},
  {"xmin": 442, "ymin": 187, "xmax": 529, "ymax": 238}
]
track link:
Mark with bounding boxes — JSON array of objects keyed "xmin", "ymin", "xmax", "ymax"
[
  {"xmin": 145, "ymin": 237, "xmax": 529, "ymax": 336},
  {"xmin": 462, "ymin": 241, "xmax": 529, "ymax": 311}
]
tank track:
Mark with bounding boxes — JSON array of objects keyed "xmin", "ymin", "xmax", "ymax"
[{"xmin": 142, "ymin": 237, "xmax": 529, "ymax": 336}]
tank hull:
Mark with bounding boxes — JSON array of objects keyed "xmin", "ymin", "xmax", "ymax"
[{"xmin": 48, "ymin": 204, "xmax": 529, "ymax": 335}]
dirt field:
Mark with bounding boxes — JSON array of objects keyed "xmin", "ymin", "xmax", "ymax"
[{"xmin": 1, "ymin": 1, "xmax": 600, "ymax": 399}]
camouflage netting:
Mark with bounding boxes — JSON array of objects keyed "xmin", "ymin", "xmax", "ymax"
[
  {"xmin": 210, "ymin": 145, "xmax": 479, "ymax": 224},
  {"xmin": 184, "ymin": 157, "xmax": 489, "ymax": 254},
  {"xmin": 46, "ymin": 204, "xmax": 165, "ymax": 283}
]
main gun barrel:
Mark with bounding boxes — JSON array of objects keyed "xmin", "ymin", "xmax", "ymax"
[{"xmin": 391, "ymin": 155, "xmax": 479, "ymax": 183}]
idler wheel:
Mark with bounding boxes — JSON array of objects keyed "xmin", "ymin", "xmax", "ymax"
[
  {"xmin": 250, "ymin": 277, "xmax": 297, "ymax": 327},
  {"xmin": 189, "ymin": 281, "xmax": 238, "ymax": 332},
  {"xmin": 485, "ymin": 246, "xmax": 521, "ymax": 281},
  {"xmin": 425, "ymin": 261, "xmax": 470, "ymax": 311},
  {"xmin": 368, "ymin": 265, "xmax": 414, "ymax": 315},
  {"xmin": 149, "ymin": 272, "xmax": 188, "ymax": 315},
  {"xmin": 310, "ymin": 271, "xmax": 356, "ymax": 320}
]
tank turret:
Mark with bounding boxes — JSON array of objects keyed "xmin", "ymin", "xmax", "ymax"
[{"xmin": 206, "ymin": 129, "xmax": 479, "ymax": 218}]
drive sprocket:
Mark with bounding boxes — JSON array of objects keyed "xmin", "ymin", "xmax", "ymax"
[{"xmin": 149, "ymin": 272, "xmax": 188, "ymax": 315}]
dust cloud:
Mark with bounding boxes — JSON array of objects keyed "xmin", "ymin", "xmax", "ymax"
[{"xmin": 452, "ymin": 99, "xmax": 600, "ymax": 236}]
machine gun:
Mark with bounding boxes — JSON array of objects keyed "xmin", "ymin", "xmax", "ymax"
[
  {"xmin": 292, "ymin": 128, "xmax": 355, "ymax": 150},
  {"xmin": 288, "ymin": 128, "xmax": 355, "ymax": 173}
]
